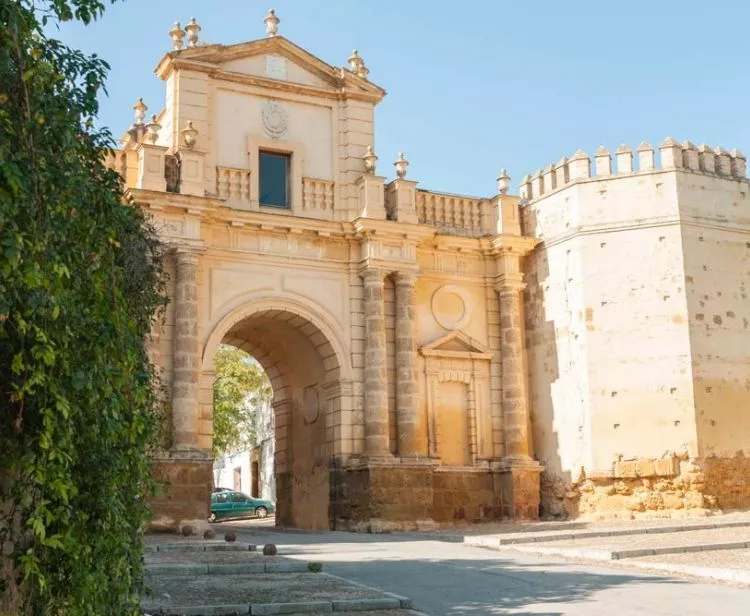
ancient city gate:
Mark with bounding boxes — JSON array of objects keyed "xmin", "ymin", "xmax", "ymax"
[{"xmin": 109, "ymin": 14, "xmax": 543, "ymax": 530}]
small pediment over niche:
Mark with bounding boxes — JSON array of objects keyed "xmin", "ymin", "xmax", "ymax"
[{"xmin": 420, "ymin": 331, "xmax": 493, "ymax": 360}]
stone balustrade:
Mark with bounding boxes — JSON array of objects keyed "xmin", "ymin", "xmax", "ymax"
[
  {"xmin": 302, "ymin": 177, "xmax": 335, "ymax": 213},
  {"xmin": 415, "ymin": 190, "xmax": 492, "ymax": 237},
  {"xmin": 216, "ymin": 166, "xmax": 251, "ymax": 204}
]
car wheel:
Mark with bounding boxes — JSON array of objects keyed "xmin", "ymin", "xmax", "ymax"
[
  {"xmin": 209, "ymin": 512, "xmax": 217, "ymax": 523},
  {"xmin": 255, "ymin": 506, "xmax": 268, "ymax": 519}
]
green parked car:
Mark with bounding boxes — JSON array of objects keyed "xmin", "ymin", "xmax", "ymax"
[{"xmin": 209, "ymin": 491, "xmax": 275, "ymax": 522}]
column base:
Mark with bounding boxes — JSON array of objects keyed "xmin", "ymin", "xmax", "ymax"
[
  {"xmin": 494, "ymin": 457, "xmax": 544, "ymax": 520},
  {"xmin": 147, "ymin": 450, "xmax": 213, "ymax": 533}
]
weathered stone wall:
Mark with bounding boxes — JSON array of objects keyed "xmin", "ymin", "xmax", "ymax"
[
  {"xmin": 524, "ymin": 147, "xmax": 750, "ymax": 518},
  {"xmin": 148, "ymin": 456, "xmax": 213, "ymax": 531}
]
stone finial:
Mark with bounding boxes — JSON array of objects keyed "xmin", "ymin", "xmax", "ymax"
[
  {"xmin": 265, "ymin": 9, "xmax": 280, "ymax": 37},
  {"xmin": 682, "ymin": 141, "xmax": 699, "ymax": 170},
  {"xmin": 660, "ymin": 137, "xmax": 683, "ymax": 170},
  {"xmin": 394, "ymin": 153, "xmax": 409, "ymax": 179},
  {"xmin": 169, "ymin": 21, "xmax": 185, "ymax": 50},
  {"xmin": 497, "ymin": 168, "xmax": 510, "ymax": 195},
  {"xmin": 180, "ymin": 121, "xmax": 198, "ymax": 150},
  {"xmin": 637, "ymin": 141, "xmax": 655, "ymax": 171},
  {"xmin": 594, "ymin": 145, "xmax": 611, "ymax": 176},
  {"xmin": 347, "ymin": 49, "xmax": 369, "ymax": 79},
  {"xmin": 133, "ymin": 97, "xmax": 147, "ymax": 125},
  {"xmin": 731, "ymin": 149, "xmax": 746, "ymax": 178},
  {"xmin": 185, "ymin": 17, "xmax": 201, "ymax": 47},
  {"xmin": 363, "ymin": 145, "xmax": 378, "ymax": 175},
  {"xmin": 145, "ymin": 114, "xmax": 161, "ymax": 145},
  {"xmin": 615, "ymin": 144, "xmax": 633, "ymax": 174}
]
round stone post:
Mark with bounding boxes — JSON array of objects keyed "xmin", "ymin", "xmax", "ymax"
[
  {"xmin": 394, "ymin": 271, "xmax": 420, "ymax": 456},
  {"xmin": 361, "ymin": 268, "xmax": 390, "ymax": 456},
  {"xmin": 172, "ymin": 247, "xmax": 201, "ymax": 449}
]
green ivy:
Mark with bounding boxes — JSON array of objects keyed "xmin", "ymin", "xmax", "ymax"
[{"xmin": 0, "ymin": 1, "xmax": 166, "ymax": 614}]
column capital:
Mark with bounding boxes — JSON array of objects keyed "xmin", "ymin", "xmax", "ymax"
[
  {"xmin": 358, "ymin": 266, "xmax": 388, "ymax": 283},
  {"xmin": 174, "ymin": 244, "xmax": 205, "ymax": 265},
  {"xmin": 393, "ymin": 269, "xmax": 419, "ymax": 286},
  {"xmin": 494, "ymin": 273, "xmax": 526, "ymax": 294}
]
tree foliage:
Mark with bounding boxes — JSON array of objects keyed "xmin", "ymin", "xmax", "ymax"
[
  {"xmin": 213, "ymin": 345, "xmax": 272, "ymax": 458},
  {"xmin": 0, "ymin": 1, "xmax": 166, "ymax": 614}
]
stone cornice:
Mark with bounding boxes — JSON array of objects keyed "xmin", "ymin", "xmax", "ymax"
[
  {"xmin": 352, "ymin": 218, "xmax": 435, "ymax": 242},
  {"xmin": 155, "ymin": 35, "xmax": 386, "ymax": 104},
  {"xmin": 486, "ymin": 234, "xmax": 540, "ymax": 257}
]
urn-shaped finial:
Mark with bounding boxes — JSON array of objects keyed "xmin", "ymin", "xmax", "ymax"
[
  {"xmin": 394, "ymin": 152, "xmax": 409, "ymax": 179},
  {"xmin": 265, "ymin": 9, "xmax": 280, "ymax": 37},
  {"xmin": 363, "ymin": 145, "xmax": 378, "ymax": 175},
  {"xmin": 497, "ymin": 168, "xmax": 511, "ymax": 195},
  {"xmin": 347, "ymin": 49, "xmax": 369, "ymax": 78},
  {"xmin": 145, "ymin": 114, "xmax": 161, "ymax": 145},
  {"xmin": 133, "ymin": 97, "xmax": 148, "ymax": 125},
  {"xmin": 169, "ymin": 21, "xmax": 185, "ymax": 50},
  {"xmin": 185, "ymin": 17, "xmax": 201, "ymax": 47},
  {"xmin": 181, "ymin": 121, "xmax": 199, "ymax": 150}
]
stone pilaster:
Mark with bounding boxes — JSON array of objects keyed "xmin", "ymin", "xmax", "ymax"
[
  {"xmin": 394, "ymin": 271, "xmax": 420, "ymax": 456},
  {"xmin": 360, "ymin": 268, "xmax": 390, "ymax": 456},
  {"xmin": 496, "ymin": 277, "xmax": 532, "ymax": 460},
  {"xmin": 172, "ymin": 247, "xmax": 201, "ymax": 450}
]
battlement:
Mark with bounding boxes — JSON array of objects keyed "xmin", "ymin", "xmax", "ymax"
[{"xmin": 520, "ymin": 138, "xmax": 747, "ymax": 203}]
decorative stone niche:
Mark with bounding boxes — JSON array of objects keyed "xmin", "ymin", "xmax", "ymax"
[{"xmin": 420, "ymin": 331, "xmax": 493, "ymax": 466}]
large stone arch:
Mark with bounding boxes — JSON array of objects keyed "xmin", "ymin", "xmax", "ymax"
[{"xmin": 200, "ymin": 293, "xmax": 353, "ymax": 529}]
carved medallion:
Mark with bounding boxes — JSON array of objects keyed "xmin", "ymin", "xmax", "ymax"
[
  {"xmin": 261, "ymin": 100, "xmax": 288, "ymax": 140},
  {"xmin": 265, "ymin": 55, "xmax": 287, "ymax": 80},
  {"xmin": 431, "ymin": 284, "xmax": 473, "ymax": 331}
]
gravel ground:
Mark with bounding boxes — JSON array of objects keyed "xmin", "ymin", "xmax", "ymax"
[
  {"xmin": 143, "ymin": 573, "xmax": 385, "ymax": 606},
  {"xmin": 633, "ymin": 548, "xmax": 750, "ymax": 570},
  {"xmin": 525, "ymin": 526, "xmax": 750, "ymax": 551},
  {"xmin": 145, "ymin": 551, "xmax": 286, "ymax": 564}
]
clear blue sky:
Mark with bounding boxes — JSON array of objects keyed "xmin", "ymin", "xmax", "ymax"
[{"xmin": 54, "ymin": 0, "xmax": 750, "ymax": 197}]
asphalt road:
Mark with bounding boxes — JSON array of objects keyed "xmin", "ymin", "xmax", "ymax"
[{"xmin": 219, "ymin": 520, "xmax": 750, "ymax": 615}]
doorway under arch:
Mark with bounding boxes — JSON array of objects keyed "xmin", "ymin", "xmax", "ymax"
[{"xmin": 202, "ymin": 302, "xmax": 349, "ymax": 530}]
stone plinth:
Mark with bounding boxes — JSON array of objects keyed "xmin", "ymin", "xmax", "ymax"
[
  {"xmin": 495, "ymin": 459, "xmax": 543, "ymax": 520},
  {"xmin": 148, "ymin": 453, "xmax": 213, "ymax": 532}
]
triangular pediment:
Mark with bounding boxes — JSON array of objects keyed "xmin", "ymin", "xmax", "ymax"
[
  {"xmin": 157, "ymin": 37, "xmax": 385, "ymax": 100},
  {"xmin": 420, "ymin": 331, "xmax": 493, "ymax": 359}
]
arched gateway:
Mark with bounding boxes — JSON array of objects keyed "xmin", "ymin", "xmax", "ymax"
[{"xmin": 111, "ymin": 11, "xmax": 542, "ymax": 531}]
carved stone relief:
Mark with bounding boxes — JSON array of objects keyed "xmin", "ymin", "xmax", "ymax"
[
  {"xmin": 262, "ymin": 100, "xmax": 289, "ymax": 140},
  {"xmin": 431, "ymin": 284, "xmax": 473, "ymax": 331}
]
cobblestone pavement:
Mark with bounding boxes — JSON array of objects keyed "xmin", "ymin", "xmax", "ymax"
[{"xmin": 222, "ymin": 522, "xmax": 750, "ymax": 615}]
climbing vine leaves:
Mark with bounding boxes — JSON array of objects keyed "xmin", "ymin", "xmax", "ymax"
[{"xmin": 0, "ymin": 1, "xmax": 166, "ymax": 614}]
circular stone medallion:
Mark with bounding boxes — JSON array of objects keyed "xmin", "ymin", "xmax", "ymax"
[
  {"xmin": 261, "ymin": 100, "xmax": 288, "ymax": 140},
  {"xmin": 431, "ymin": 284, "xmax": 472, "ymax": 331}
]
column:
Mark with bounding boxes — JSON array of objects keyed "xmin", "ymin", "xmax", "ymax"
[
  {"xmin": 361, "ymin": 269, "xmax": 390, "ymax": 456},
  {"xmin": 394, "ymin": 271, "xmax": 420, "ymax": 456},
  {"xmin": 172, "ymin": 248, "xmax": 201, "ymax": 449},
  {"xmin": 496, "ymin": 276, "xmax": 532, "ymax": 460}
]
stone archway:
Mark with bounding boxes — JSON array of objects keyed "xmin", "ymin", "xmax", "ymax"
[{"xmin": 200, "ymin": 298, "xmax": 350, "ymax": 530}]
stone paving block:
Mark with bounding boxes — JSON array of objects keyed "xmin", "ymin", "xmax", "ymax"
[
  {"xmin": 142, "ymin": 604, "xmax": 249, "ymax": 615},
  {"xmin": 331, "ymin": 597, "xmax": 401, "ymax": 611},
  {"xmin": 250, "ymin": 601, "xmax": 333, "ymax": 615},
  {"xmin": 264, "ymin": 562, "xmax": 309, "ymax": 573},
  {"xmin": 147, "ymin": 563, "xmax": 209, "ymax": 575}
]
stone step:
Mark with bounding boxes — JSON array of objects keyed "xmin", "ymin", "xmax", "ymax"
[
  {"xmin": 146, "ymin": 562, "xmax": 321, "ymax": 575},
  {"xmin": 464, "ymin": 519, "xmax": 750, "ymax": 547},
  {"xmin": 144, "ymin": 542, "xmax": 256, "ymax": 553}
]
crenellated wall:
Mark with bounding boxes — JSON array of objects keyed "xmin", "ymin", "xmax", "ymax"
[{"xmin": 522, "ymin": 138, "xmax": 750, "ymax": 519}]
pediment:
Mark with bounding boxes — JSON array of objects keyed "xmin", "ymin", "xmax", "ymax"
[
  {"xmin": 157, "ymin": 37, "xmax": 385, "ymax": 100},
  {"xmin": 420, "ymin": 331, "xmax": 493, "ymax": 360}
]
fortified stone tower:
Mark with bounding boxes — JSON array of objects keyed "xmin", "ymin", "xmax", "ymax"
[
  {"xmin": 522, "ymin": 140, "xmax": 750, "ymax": 518},
  {"xmin": 106, "ymin": 11, "xmax": 542, "ymax": 531}
]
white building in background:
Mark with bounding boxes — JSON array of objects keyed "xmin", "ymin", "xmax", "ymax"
[{"xmin": 213, "ymin": 398, "xmax": 275, "ymax": 501}]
